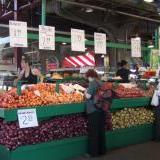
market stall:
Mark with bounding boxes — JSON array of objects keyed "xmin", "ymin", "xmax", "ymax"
[
  {"xmin": 0, "ymin": 23, "xmax": 156, "ymax": 160},
  {"xmin": 0, "ymin": 82, "xmax": 155, "ymax": 160}
]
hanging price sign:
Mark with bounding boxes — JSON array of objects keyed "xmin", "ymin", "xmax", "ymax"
[
  {"xmin": 39, "ymin": 25, "xmax": 55, "ymax": 50},
  {"xmin": 131, "ymin": 37, "xmax": 141, "ymax": 57},
  {"xmin": 17, "ymin": 109, "xmax": 38, "ymax": 128},
  {"xmin": 94, "ymin": 33, "xmax": 106, "ymax": 54},
  {"xmin": 9, "ymin": 21, "xmax": 28, "ymax": 47},
  {"xmin": 71, "ymin": 28, "xmax": 85, "ymax": 52}
]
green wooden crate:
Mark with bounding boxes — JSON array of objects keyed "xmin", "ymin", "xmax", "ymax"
[
  {"xmin": 0, "ymin": 124, "xmax": 154, "ymax": 160},
  {"xmin": 111, "ymin": 97, "xmax": 151, "ymax": 111},
  {"xmin": 0, "ymin": 103, "xmax": 86, "ymax": 122},
  {"xmin": 106, "ymin": 123, "xmax": 155, "ymax": 150}
]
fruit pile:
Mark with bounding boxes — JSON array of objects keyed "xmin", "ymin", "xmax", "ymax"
[
  {"xmin": 0, "ymin": 113, "xmax": 112, "ymax": 150},
  {"xmin": 111, "ymin": 108, "xmax": 154, "ymax": 130},
  {"xmin": 113, "ymin": 84, "xmax": 154, "ymax": 98},
  {"xmin": 0, "ymin": 83, "xmax": 84, "ymax": 108},
  {"xmin": 114, "ymin": 85, "xmax": 144, "ymax": 98}
]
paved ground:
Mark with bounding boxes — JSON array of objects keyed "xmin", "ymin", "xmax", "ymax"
[{"xmin": 74, "ymin": 141, "xmax": 160, "ymax": 160}]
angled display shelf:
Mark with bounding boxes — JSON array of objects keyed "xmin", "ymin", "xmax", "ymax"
[{"xmin": 0, "ymin": 97, "xmax": 151, "ymax": 122}]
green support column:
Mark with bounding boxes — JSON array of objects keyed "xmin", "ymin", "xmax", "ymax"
[{"xmin": 41, "ymin": 0, "xmax": 46, "ymax": 25}]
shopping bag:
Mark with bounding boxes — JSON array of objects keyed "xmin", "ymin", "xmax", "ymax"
[{"xmin": 151, "ymin": 90, "xmax": 159, "ymax": 106}]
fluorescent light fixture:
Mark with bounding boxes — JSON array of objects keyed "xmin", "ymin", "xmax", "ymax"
[
  {"xmin": 101, "ymin": 55, "xmax": 104, "ymax": 58},
  {"xmin": 62, "ymin": 42, "xmax": 67, "ymax": 45},
  {"xmin": 144, "ymin": 0, "xmax": 154, "ymax": 2},
  {"xmin": 85, "ymin": 8, "xmax": 93, "ymax": 13}
]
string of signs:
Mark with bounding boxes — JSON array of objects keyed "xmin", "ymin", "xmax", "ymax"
[{"xmin": 9, "ymin": 20, "xmax": 141, "ymax": 57}]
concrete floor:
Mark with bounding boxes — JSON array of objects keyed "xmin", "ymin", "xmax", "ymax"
[{"xmin": 75, "ymin": 141, "xmax": 160, "ymax": 160}]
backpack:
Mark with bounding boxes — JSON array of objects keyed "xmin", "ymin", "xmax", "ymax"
[{"xmin": 93, "ymin": 84, "xmax": 114, "ymax": 112}]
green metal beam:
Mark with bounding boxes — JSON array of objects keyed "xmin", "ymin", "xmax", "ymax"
[
  {"xmin": 28, "ymin": 33, "xmax": 150, "ymax": 51},
  {"xmin": 41, "ymin": 0, "xmax": 46, "ymax": 25},
  {"xmin": 154, "ymin": 29, "xmax": 159, "ymax": 49}
]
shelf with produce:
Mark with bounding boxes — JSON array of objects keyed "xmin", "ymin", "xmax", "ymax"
[
  {"xmin": 0, "ymin": 123, "xmax": 154, "ymax": 160},
  {"xmin": 49, "ymin": 66, "xmax": 105, "ymax": 72},
  {"xmin": 0, "ymin": 97, "xmax": 152, "ymax": 122}
]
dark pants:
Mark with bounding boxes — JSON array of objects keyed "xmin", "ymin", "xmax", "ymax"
[
  {"xmin": 88, "ymin": 110, "xmax": 106, "ymax": 157},
  {"xmin": 155, "ymin": 107, "xmax": 160, "ymax": 141}
]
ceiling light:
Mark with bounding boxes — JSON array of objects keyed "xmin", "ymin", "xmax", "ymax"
[
  {"xmin": 62, "ymin": 42, "xmax": 67, "ymax": 45},
  {"xmin": 143, "ymin": 0, "xmax": 154, "ymax": 3},
  {"xmin": 85, "ymin": 8, "xmax": 93, "ymax": 13}
]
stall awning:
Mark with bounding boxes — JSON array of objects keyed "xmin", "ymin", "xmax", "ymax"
[{"xmin": 63, "ymin": 52, "xmax": 95, "ymax": 68}]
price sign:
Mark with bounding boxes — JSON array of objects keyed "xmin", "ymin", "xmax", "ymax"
[
  {"xmin": 9, "ymin": 21, "xmax": 28, "ymax": 47},
  {"xmin": 94, "ymin": 33, "xmax": 106, "ymax": 54},
  {"xmin": 17, "ymin": 109, "xmax": 38, "ymax": 128},
  {"xmin": 131, "ymin": 37, "xmax": 141, "ymax": 57},
  {"xmin": 71, "ymin": 28, "xmax": 85, "ymax": 52},
  {"xmin": 39, "ymin": 25, "xmax": 55, "ymax": 50}
]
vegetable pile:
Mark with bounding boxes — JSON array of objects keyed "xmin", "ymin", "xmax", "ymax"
[
  {"xmin": 0, "ymin": 83, "xmax": 84, "ymax": 108},
  {"xmin": 0, "ymin": 113, "xmax": 112, "ymax": 150},
  {"xmin": 111, "ymin": 107, "xmax": 154, "ymax": 130}
]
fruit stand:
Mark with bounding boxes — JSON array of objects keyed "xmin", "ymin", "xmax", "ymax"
[{"xmin": 0, "ymin": 83, "xmax": 155, "ymax": 160}]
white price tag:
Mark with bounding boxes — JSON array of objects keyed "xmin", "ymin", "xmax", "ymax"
[
  {"xmin": 17, "ymin": 109, "xmax": 38, "ymax": 128},
  {"xmin": 94, "ymin": 33, "xmax": 106, "ymax": 54},
  {"xmin": 9, "ymin": 21, "xmax": 28, "ymax": 47},
  {"xmin": 34, "ymin": 90, "xmax": 41, "ymax": 97},
  {"xmin": 131, "ymin": 37, "xmax": 141, "ymax": 57},
  {"xmin": 71, "ymin": 28, "xmax": 85, "ymax": 52},
  {"xmin": 39, "ymin": 25, "xmax": 55, "ymax": 50}
]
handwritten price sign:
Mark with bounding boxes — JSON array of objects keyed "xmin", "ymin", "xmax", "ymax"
[
  {"xmin": 9, "ymin": 21, "xmax": 28, "ymax": 47},
  {"xmin": 131, "ymin": 37, "xmax": 141, "ymax": 57},
  {"xmin": 39, "ymin": 25, "xmax": 55, "ymax": 50},
  {"xmin": 17, "ymin": 109, "xmax": 38, "ymax": 128},
  {"xmin": 71, "ymin": 28, "xmax": 85, "ymax": 52},
  {"xmin": 94, "ymin": 33, "xmax": 106, "ymax": 54}
]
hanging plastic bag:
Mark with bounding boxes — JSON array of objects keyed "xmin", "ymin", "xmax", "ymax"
[{"xmin": 151, "ymin": 90, "xmax": 159, "ymax": 107}]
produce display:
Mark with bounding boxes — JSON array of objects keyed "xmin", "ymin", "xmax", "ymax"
[
  {"xmin": 113, "ymin": 84, "xmax": 154, "ymax": 98},
  {"xmin": 0, "ymin": 113, "xmax": 112, "ymax": 150},
  {"xmin": 52, "ymin": 73, "xmax": 63, "ymax": 79},
  {"xmin": 111, "ymin": 107, "xmax": 154, "ymax": 130},
  {"xmin": 0, "ymin": 83, "xmax": 84, "ymax": 108}
]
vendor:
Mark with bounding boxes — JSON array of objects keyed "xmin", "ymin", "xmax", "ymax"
[
  {"xmin": 15, "ymin": 56, "xmax": 43, "ymax": 85},
  {"xmin": 116, "ymin": 60, "xmax": 130, "ymax": 83}
]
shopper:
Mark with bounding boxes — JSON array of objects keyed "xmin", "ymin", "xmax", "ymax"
[
  {"xmin": 85, "ymin": 69, "xmax": 106, "ymax": 157},
  {"xmin": 116, "ymin": 60, "xmax": 130, "ymax": 83},
  {"xmin": 15, "ymin": 56, "xmax": 43, "ymax": 85}
]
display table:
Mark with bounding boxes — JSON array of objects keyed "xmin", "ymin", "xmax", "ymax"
[{"xmin": 0, "ymin": 97, "xmax": 155, "ymax": 160}]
